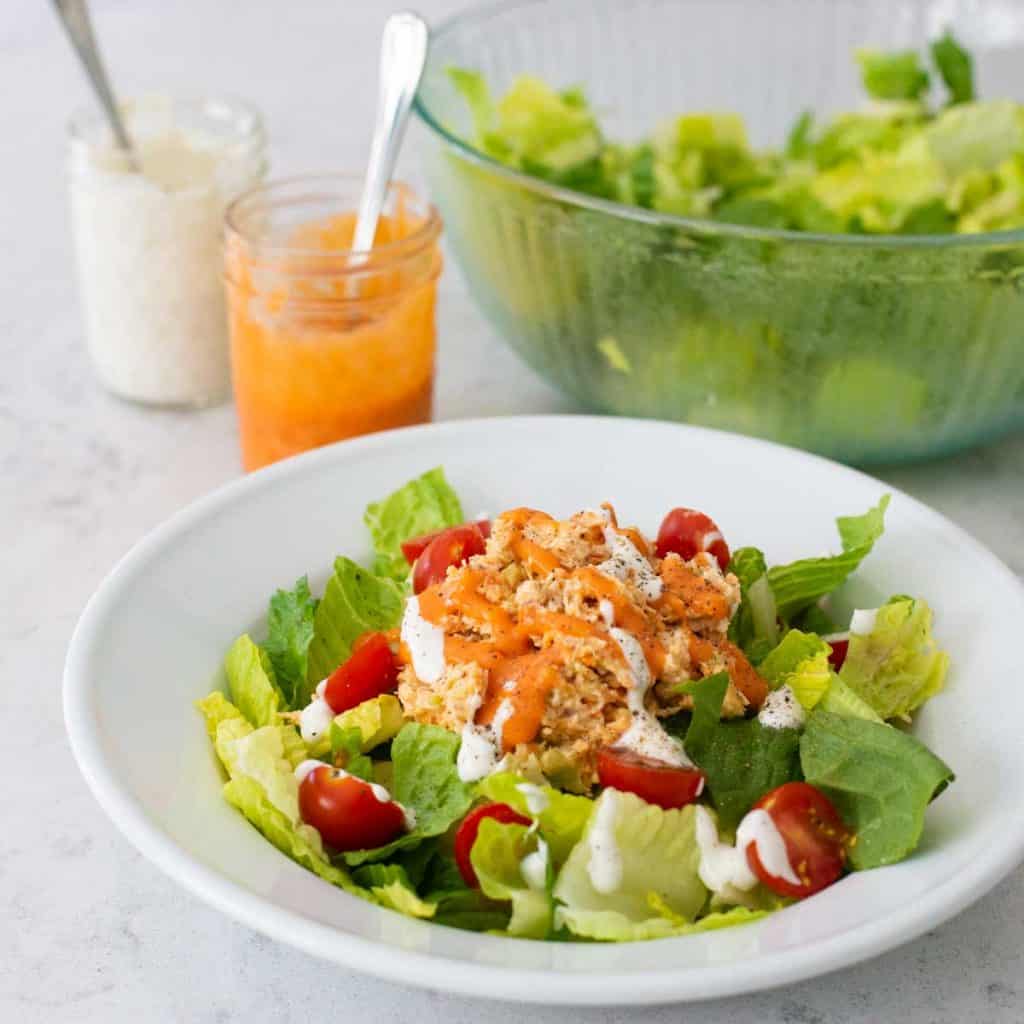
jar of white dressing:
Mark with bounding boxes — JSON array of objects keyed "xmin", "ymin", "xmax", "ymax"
[{"xmin": 68, "ymin": 95, "xmax": 267, "ymax": 406}]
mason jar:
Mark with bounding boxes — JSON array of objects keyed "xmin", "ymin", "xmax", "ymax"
[
  {"xmin": 224, "ymin": 175, "xmax": 443, "ymax": 471},
  {"xmin": 69, "ymin": 94, "xmax": 267, "ymax": 407}
]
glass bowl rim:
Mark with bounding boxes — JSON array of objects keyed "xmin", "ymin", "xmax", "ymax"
[{"xmin": 413, "ymin": 0, "xmax": 1024, "ymax": 250}]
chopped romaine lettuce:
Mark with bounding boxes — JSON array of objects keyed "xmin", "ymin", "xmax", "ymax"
[
  {"xmin": 817, "ymin": 674, "xmax": 885, "ymax": 723},
  {"xmin": 931, "ymin": 31, "xmax": 975, "ymax": 106},
  {"xmin": 801, "ymin": 711, "xmax": 954, "ymax": 868},
  {"xmin": 471, "ymin": 818, "xmax": 553, "ymax": 938},
  {"xmin": 856, "ymin": 49, "xmax": 930, "ymax": 101},
  {"xmin": 265, "ymin": 576, "xmax": 318, "ymax": 708},
  {"xmin": 553, "ymin": 790, "xmax": 706, "ymax": 941},
  {"xmin": 727, "ymin": 547, "xmax": 779, "ymax": 663},
  {"xmin": 364, "ymin": 467, "xmax": 464, "ymax": 581},
  {"xmin": 351, "ymin": 863, "xmax": 437, "ymax": 918},
  {"xmin": 224, "ymin": 635, "xmax": 282, "ymax": 728},
  {"xmin": 759, "ymin": 629, "xmax": 832, "ymax": 710},
  {"xmin": 306, "ymin": 558, "xmax": 404, "ymax": 683},
  {"xmin": 343, "ymin": 723, "xmax": 475, "ymax": 865},
  {"xmin": 839, "ymin": 596, "xmax": 949, "ymax": 719},
  {"xmin": 477, "ymin": 772, "xmax": 594, "ymax": 866},
  {"xmin": 767, "ymin": 496, "xmax": 889, "ymax": 621}
]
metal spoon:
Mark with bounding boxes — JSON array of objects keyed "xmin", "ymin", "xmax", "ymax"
[
  {"xmin": 52, "ymin": 0, "xmax": 139, "ymax": 171},
  {"xmin": 351, "ymin": 11, "xmax": 429, "ymax": 254}
]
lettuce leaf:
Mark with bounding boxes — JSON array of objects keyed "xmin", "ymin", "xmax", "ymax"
[
  {"xmin": 265, "ymin": 576, "xmax": 318, "ymax": 708},
  {"xmin": 328, "ymin": 725, "xmax": 374, "ymax": 782},
  {"xmin": 817, "ymin": 674, "xmax": 884, "ymax": 723},
  {"xmin": 196, "ymin": 691, "xmax": 245, "ymax": 742},
  {"xmin": 838, "ymin": 597, "xmax": 949, "ymax": 719},
  {"xmin": 931, "ymin": 31, "xmax": 975, "ymax": 105},
  {"xmin": 343, "ymin": 723, "xmax": 475, "ymax": 865},
  {"xmin": 476, "ymin": 773, "xmax": 594, "ymax": 866},
  {"xmin": 364, "ymin": 467, "xmax": 465, "ymax": 581},
  {"xmin": 306, "ymin": 558, "xmax": 404, "ymax": 683},
  {"xmin": 350, "ymin": 863, "xmax": 437, "ymax": 918},
  {"xmin": 421, "ymin": 850, "xmax": 512, "ymax": 932},
  {"xmin": 684, "ymin": 673, "xmax": 801, "ymax": 829},
  {"xmin": 334, "ymin": 694, "xmax": 405, "ymax": 752},
  {"xmin": 224, "ymin": 635, "xmax": 282, "ymax": 728},
  {"xmin": 767, "ymin": 496, "xmax": 889, "ymax": 621},
  {"xmin": 727, "ymin": 547, "xmax": 779, "ymax": 662},
  {"xmin": 856, "ymin": 49, "xmax": 930, "ymax": 101},
  {"xmin": 759, "ymin": 630, "xmax": 832, "ymax": 710},
  {"xmin": 926, "ymin": 100, "xmax": 1024, "ymax": 176},
  {"xmin": 553, "ymin": 791, "xmax": 706, "ymax": 941},
  {"xmin": 471, "ymin": 819, "xmax": 552, "ymax": 938},
  {"xmin": 801, "ymin": 711, "xmax": 954, "ymax": 869}
]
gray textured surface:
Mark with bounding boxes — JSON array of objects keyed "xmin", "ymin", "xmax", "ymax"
[{"xmin": 3, "ymin": 1, "xmax": 1023, "ymax": 1020}]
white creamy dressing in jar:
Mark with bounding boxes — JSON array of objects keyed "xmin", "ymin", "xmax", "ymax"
[
  {"xmin": 400, "ymin": 596, "xmax": 446, "ymax": 683},
  {"xmin": 587, "ymin": 790, "xmax": 624, "ymax": 893},
  {"xmin": 69, "ymin": 95, "xmax": 265, "ymax": 406}
]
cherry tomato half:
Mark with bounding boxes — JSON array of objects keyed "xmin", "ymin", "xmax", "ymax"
[
  {"xmin": 412, "ymin": 524, "xmax": 488, "ymax": 594},
  {"xmin": 825, "ymin": 634, "xmax": 850, "ymax": 671},
  {"xmin": 298, "ymin": 766, "xmax": 406, "ymax": 851},
  {"xmin": 597, "ymin": 749, "xmax": 705, "ymax": 810},
  {"xmin": 655, "ymin": 508, "xmax": 731, "ymax": 570},
  {"xmin": 744, "ymin": 782, "xmax": 850, "ymax": 899},
  {"xmin": 322, "ymin": 632, "xmax": 399, "ymax": 714},
  {"xmin": 454, "ymin": 802, "xmax": 532, "ymax": 888},
  {"xmin": 401, "ymin": 519, "xmax": 492, "ymax": 564}
]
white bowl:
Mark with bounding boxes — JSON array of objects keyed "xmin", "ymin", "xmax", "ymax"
[{"xmin": 64, "ymin": 416, "xmax": 1024, "ymax": 1005}]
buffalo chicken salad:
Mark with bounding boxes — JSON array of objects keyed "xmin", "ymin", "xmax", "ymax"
[{"xmin": 197, "ymin": 469, "xmax": 953, "ymax": 941}]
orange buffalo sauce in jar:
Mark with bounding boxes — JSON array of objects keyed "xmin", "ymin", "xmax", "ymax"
[{"xmin": 224, "ymin": 176, "xmax": 442, "ymax": 470}]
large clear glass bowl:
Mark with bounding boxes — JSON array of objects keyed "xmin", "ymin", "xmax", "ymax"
[{"xmin": 414, "ymin": 0, "xmax": 1024, "ymax": 463}]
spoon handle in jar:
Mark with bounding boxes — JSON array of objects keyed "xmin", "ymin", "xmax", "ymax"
[
  {"xmin": 52, "ymin": 0, "xmax": 139, "ymax": 170},
  {"xmin": 352, "ymin": 11, "xmax": 430, "ymax": 254}
]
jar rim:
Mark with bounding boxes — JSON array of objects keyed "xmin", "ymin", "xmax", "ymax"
[{"xmin": 224, "ymin": 173, "xmax": 443, "ymax": 266}]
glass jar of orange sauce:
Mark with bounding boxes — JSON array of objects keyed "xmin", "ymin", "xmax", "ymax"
[{"xmin": 223, "ymin": 175, "xmax": 442, "ymax": 471}]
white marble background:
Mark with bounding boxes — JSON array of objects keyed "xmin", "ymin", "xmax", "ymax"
[{"xmin": 3, "ymin": 1, "xmax": 1024, "ymax": 1021}]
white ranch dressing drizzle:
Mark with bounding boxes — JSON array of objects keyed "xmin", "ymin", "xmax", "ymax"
[
  {"xmin": 850, "ymin": 607, "xmax": 880, "ymax": 635},
  {"xmin": 694, "ymin": 805, "xmax": 801, "ymax": 896},
  {"xmin": 758, "ymin": 685, "xmax": 806, "ymax": 730},
  {"xmin": 400, "ymin": 596, "xmax": 446, "ymax": 683},
  {"xmin": 599, "ymin": 526, "xmax": 663, "ymax": 602},
  {"xmin": 587, "ymin": 790, "xmax": 623, "ymax": 893},
  {"xmin": 516, "ymin": 782, "xmax": 550, "ymax": 815},
  {"xmin": 299, "ymin": 679, "xmax": 334, "ymax": 744},
  {"xmin": 457, "ymin": 697, "xmax": 515, "ymax": 783},
  {"xmin": 520, "ymin": 837, "xmax": 550, "ymax": 891}
]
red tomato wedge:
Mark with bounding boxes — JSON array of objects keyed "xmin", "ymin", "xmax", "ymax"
[
  {"xmin": 597, "ymin": 749, "xmax": 705, "ymax": 810},
  {"xmin": 298, "ymin": 766, "xmax": 406, "ymax": 851},
  {"xmin": 655, "ymin": 508, "xmax": 731, "ymax": 570},
  {"xmin": 744, "ymin": 782, "xmax": 850, "ymax": 899},
  {"xmin": 401, "ymin": 519, "xmax": 491, "ymax": 564},
  {"xmin": 412, "ymin": 524, "xmax": 488, "ymax": 594},
  {"xmin": 825, "ymin": 634, "xmax": 850, "ymax": 670},
  {"xmin": 454, "ymin": 802, "xmax": 532, "ymax": 888},
  {"xmin": 322, "ymin": 632, "xmax": 399, "ymax": 714}
]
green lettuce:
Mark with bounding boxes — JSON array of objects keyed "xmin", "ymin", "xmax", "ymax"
[
  {"xmin": 931, "ymin": 31, "xmax": 975, "ymax": 105},
  {"xmin": 477, "ymin": 772, "xmax": 594, "ymax": 866},
  {"xmin": 856, "ymin": 49, "xmax": 930, "ymax": 101},
  {"xmin": 328, "ymin": 725, "xmax": 374, "ymax": 782},
  {"xmin": 683, "ymin": 673, "xmax": 802, "ymax": 829},
  {"xmin": 727, "ymin": 547, "xmax": 779, "ymax": 662},
  {"xmin": 759, "ymin": 629, "xmax": 832, "ymax": 710},
  {"xmin": 471, "ymin": 819, "xmax": 552, "ymax": 938},
  {"xmin": 839, "ymin": 597, "xmax": 949, "ymax": 719},
  {"xmin": 265, "ymin": 576, "xmax": 318, "ymax": 708},
  {"xmin": 364, "ymin": 467, "xmax": 465, "ymax": 581},
  {"xmin": 343, "ymin": 723, "xmax": 475, "ymax": 865},
  {"xmin": 421, "ymin": 849, "xmax": 512, "ymax": 932},
  {"xmin": 306, "ymin": 558, "xmax": 404, "ymax": 683},
  {"xmin": 350, "ymin": 863, "xmax": 437, "ymax": 919},
  {"xmin": 767, "ymin": 496, "xmax": 889, "ymax": 621},
  {"xmin": 801, "ymin": 711, "xmax": 954, "ymax": 869},
  {"xmin": 224, "ymin": 635, "xmax": 282, "ymax": 728},
  {"xmin": 926, "ymin": 100, "xmax": 1024, "ymax": 177},
  {"xmin": 553, "ymin": 791, "xmax": 706, "ymax": 941},
  {"xmin": 817, "ymin": 674, "xmax": 884, "ymax": 723}
]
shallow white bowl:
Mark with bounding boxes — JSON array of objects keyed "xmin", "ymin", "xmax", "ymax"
[{"xmin": 64, "ymin": 416, "xmax": 1024, "ymax": 1005}]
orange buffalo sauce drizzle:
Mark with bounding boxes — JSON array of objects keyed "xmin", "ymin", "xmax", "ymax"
[{"xmin": 416, "ymin": 520, "xmax": 681, "ymax": 749}]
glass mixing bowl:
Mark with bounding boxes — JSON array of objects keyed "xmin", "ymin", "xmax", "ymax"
[{"xmin": 414, "ymin": 0, "xmax": 1024, "ymax": 463}]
